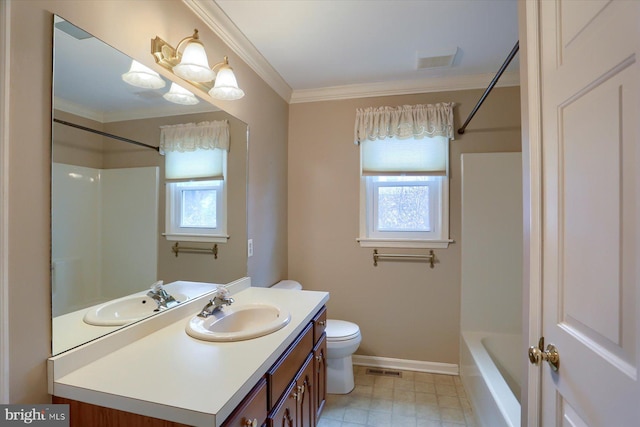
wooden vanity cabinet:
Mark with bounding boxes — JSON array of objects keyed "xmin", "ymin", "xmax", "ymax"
[
  {"xmin": 262, "ymin": 305, "xmax": 327, "ymax": 427},
  {"xmin": 53, "ymin": 306, "xmax": 328, "ymax": 427},
  {"xmin": 221, "ymin": 378, "xmax": 268, "ymax": 427}
]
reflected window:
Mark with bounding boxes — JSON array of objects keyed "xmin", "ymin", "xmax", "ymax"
[{"xmin": 166, "ymin": 179, "xmax": 227, "ymax": 242}]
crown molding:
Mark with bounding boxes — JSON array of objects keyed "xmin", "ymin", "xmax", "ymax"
[
  {"xmin": 54, "ymin": 98, "xmax": 105, "ymax": 122},
  {"xmin": 54, "ymin": 97, "xmax": 220, "ymax": 123},
  {"xmin": 290, "ymin": 71, "xmax": 521, "ymax": 103},
  {"xmin": 185, "ymin": 1, "xmax": 520, "ymax": 104},
  {"xmin": 183, "ymin": 0, "xmax": 293, "ymax": 102}
]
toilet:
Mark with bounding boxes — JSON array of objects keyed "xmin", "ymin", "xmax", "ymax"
[{"xmin": 271, "ymin": 280, "xmax": 362, "ymax": 394}]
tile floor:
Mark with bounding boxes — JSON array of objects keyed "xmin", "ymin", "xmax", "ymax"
[{"xmin": 317, "ymin": 366, "xmax": 477, "ymax": 427}]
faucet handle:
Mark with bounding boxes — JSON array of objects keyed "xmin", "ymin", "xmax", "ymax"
[
  {"xmin": 150, "ymin": 280, "xmax": 165, "ymax": 292},
  {"xmin": 215, "ymin": 286, "xmax": 230, "ymax": 298}
]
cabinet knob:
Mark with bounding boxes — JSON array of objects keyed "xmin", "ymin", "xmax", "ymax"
[
  {"xmin": 315, "ymin": 354, "xmax": 323, "ymax": 362},
  {"xmin": 243, "ymin": 418, "xmax": 257, "ymax": 427},
  {"xmin": 318, "ymin": 320, "xmax": 326, "ymax": 326}
]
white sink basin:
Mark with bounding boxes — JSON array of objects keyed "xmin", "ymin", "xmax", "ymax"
[
  {"xmin": 186, "ymin": 303, "xmax": 291, "ymax": 342},
  {"xmin": 83, "ymin": 293, "xmax": 188, "ymax": 326}
]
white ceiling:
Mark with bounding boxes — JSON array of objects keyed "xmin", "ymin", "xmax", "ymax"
[
  {"xmin": 53, "ymin": 1, "xmax": 520, "ymax": 116},
  {"xmin": 209, "ymin": 0, "xmax": 520, "ymax": 102}
]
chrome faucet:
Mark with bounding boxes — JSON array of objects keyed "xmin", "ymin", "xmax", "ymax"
[
  {"xmin": 146, "ymin": 281, "xmax": 178, "ymax": 310},
  {"xmin": 198, "ymin": 287, "xmax": 234, "ymax": 318}
]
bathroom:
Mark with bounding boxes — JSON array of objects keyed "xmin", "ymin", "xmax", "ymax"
[
  {"xmin": 3, "ymin": 1, "xmax": 520, "ymax": 418},
  {"xmin": 3, "ymin": 0, "xmax": 637, "ymax": 426}
]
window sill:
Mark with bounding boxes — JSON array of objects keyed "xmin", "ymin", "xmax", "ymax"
[
  {"xmin": 356, "ymin": 238, "xmax": 453, "ymax": 249},
  {"xmin": 163, "ymin": 233, "xmax": 229, "ymax": 243}
]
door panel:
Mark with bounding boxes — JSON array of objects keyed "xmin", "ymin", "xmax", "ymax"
[{"xmin": 539, "ymin": 0, "xmax": 639, "ymax": 425}]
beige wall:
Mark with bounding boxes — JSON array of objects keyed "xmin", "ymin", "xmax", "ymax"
[
  {"xmin": 7, "ymin": 0, "xmax": 288, "ymax": 403},
  {"xmin": 288, "ymin": 87, "xmax": 521, "ymax": 364}
]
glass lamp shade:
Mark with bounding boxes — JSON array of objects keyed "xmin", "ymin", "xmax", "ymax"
[
  {"xmin": 208, "ymin": 66, "xmax": 245, "ymax": 100},
  {"xmin": 121, "ymin": 60, "xmax": 166, "ymax": 89},
  {"xmin": 172, "ymin": 41, "xmax": 215, "ymax": 82},
  {"xmin": 163, "ymin": 83, "xmax": 199, "ymax": 105}
]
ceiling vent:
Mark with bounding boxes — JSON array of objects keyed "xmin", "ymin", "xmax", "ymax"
[{"xmin": 416, "ymin": 47, "xmax": 459, "ymax": 70}]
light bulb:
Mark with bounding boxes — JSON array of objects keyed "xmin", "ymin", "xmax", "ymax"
[
  {"xmin": 172, "ymin": 41, "xmax": 215, "ymax": 82},
  {"xmin": 163, "ymin": 83, "xmax": 199, "ymax": 105}
]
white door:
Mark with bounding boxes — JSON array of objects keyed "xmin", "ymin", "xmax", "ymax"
[{"xmin": 536, "ymin": 0, "xmax": 639, "ymax": 425}]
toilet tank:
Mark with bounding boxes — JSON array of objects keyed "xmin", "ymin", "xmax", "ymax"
[{"xmin": 271, "ymin": 280, "xmax": 303, "ymax": 290}]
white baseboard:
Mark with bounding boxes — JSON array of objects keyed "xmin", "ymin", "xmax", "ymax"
[{"xmin": 352, "ymin": 355, "xmax": 459, "ymax": 376}]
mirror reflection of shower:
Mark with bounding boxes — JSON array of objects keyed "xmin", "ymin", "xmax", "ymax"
[{"xmin": 51, "ymin": 163, "xmax": 159, "ymax": 317}]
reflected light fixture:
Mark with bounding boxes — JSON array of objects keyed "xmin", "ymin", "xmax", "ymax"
[
  {"xmin": 121, "ymin": 60, "xmax": 166, "ymax": 89},
  {"xmin": 163, "ymin": 82, "xmax": 199, "ymax": 106},
  {"xmin": 151, "ymin": 29, "xmax": 245, "ymax": 100}
]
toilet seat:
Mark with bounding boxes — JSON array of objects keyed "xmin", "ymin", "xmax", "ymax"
[{"xmin": 326, "ymin": 319, "xmax": 360, "ymax": 342}]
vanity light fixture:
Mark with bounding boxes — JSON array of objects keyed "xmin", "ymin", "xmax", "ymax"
[
  {"xmin": 170, "ymin": 30, "xmax": 215, "ymax": 82},
  {"xmin": 163, "ymin": 82, "xmax": 199, "ymax": 106},
  {"xmin": 208, "ymin": 57, "xmax": 245, "ymax": 101},
  {"xmin": 151, "ymin": 29, "xmax": 245, "ymax": 100},
  {"xmin": 121, "ymin": 60, "xmax": 166, "ymax": 89}
]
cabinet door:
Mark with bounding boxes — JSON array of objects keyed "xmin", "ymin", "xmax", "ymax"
[
  {"xmin": 313, "ymin": 334, "xmax": 326, "ymax": 421},
  {"xmin": 268, "ymin": 381, "xmax": 297, "ymax": 427},
  {"xmin": 222, "ymin": 378, "xmax": 268, "ymax": 427},
  {"xmin": 296, "ymin": 354, "xmax": 314, "ymax": 427}
]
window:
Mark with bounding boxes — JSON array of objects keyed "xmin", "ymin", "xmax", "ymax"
[
  {"xmin": 358, "ymin": 134, "xmax": 451, "ymax": 249},
  {"xmin": 159, "ymin": 120, "xmax": 230, "ymax": 243},
  {"xmin": 366, "ymin": 176, "xmax": 446, "ymax": 240},
  {"xmin": 354, "ymin": 103, "xmax": 455, "ymax": 248},
  {"xmin": 165, "ymin": 179, "xmax": 227, "ymax": 242}
]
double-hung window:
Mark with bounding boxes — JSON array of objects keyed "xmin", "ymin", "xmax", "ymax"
[
  {"xmin": 160, "ymin": 120, "xmax": 229, "ymax": 243},
  {"xmin": 355, "ymin": 103, "xmax": 454, "ymax": 249}
]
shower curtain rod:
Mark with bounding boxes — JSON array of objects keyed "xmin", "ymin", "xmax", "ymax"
[
  {"xmin": 53, "ymin": 118, "xmax": 159, "ymax": 152},
  {"xmin": 457, "ymin": 41, "xmax": 519, "ymax": 135}
]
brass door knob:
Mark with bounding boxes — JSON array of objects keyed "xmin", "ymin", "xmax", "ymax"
[{"xmin": 528, "ymin": 337, "xmax": 560, "ymax": 371}]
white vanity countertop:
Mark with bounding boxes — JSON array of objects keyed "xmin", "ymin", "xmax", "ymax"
[{"xmin": 49, "ymin": 285, "xmax": 329, "ymax": 427}]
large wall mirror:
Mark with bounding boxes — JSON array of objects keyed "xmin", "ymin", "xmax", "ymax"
[{"xmin": 51, "ymin": 16, "xmax": 248, "ymax": 355}]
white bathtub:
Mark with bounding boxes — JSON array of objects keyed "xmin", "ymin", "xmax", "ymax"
[{"xmin": 460, "ymin": 331, "xmax": 521, "ymax": 427}]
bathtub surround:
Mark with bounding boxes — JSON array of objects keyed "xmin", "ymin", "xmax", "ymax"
[
  {"xmin": 288, "ymin": 86, "xmax": 521, "ymax": 368},
  {"xmin": 51, "ymin": 163, "xmax": 158, "ymax": 316},
  {"xmin": 461, "ymin": 332, "xmax": 519, "ymax": 427},
  {"xmin": 459, "ymin": 153, "xmax": 522, "ymax": 427},
  {"xmin": 460, "ymin": 152, "xmax": 523, "ymax": 336}
]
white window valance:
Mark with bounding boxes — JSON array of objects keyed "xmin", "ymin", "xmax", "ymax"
[
  {"xmin": 354, "ymin": 103, "xmax": 456, "ymax": 144},
  {"xmin": 159, "ymin": 120, "xmax": 229, "ymax": 154}
]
